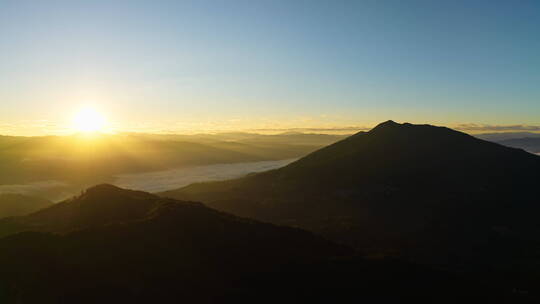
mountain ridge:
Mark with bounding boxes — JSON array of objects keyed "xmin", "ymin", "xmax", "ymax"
[
  {"xmin": 0, "ymin": 184, "xmax": 362, "ymax": 303},
  {"xmin": 0, "ymin": 184, "xmax": 528, "ymax": 302},
  {"xmin": 161, "ymin": 121, "xmax": 540, "ymax": 268}
]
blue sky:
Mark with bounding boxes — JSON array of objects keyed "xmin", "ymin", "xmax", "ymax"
[{"xmin": 0, "ymin": 0, "xmax": 539, "ymax": 134}]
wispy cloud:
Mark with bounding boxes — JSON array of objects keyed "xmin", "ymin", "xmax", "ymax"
[
  {"xmin": 3, "ymin": 118, "xmax": 540, "ymax": 136},
  {"xmin": 454, "ymin": 124, "xmax": 540, "ymax": 133},
  {"xmin": 248, "ymin": 126, "xmax": 369, "ymax": 134}
]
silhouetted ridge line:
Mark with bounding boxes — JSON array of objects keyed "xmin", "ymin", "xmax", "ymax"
[
  {"xmin": 161, "ymin": 121, "xmax": 540, "ymax": 283},
  {"xmin": 0, "ymin": 185, "xmax": 375, "ymax": 303},
  {"xmin": 82, "ymin": 183, "xmax": 156, "ymax": 199},
  {"xmin": 369, "ymin": 119, "xmax": 400, "ymax": 131}
]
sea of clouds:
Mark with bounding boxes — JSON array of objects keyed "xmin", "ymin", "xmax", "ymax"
[
  {"xmin": 0, "ymin": 159, "xmax": 296, "ymax": 201},
  {"xmin": 113, "ymin": 158, "xmax": 297, "ymax": 193}
]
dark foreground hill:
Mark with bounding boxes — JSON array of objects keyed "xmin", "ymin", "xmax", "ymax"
[
  {"xmin": 162, "ymin": 121, "xmax": 540, "ymax": 278},
  {"xmin": 0, "ymin": 185, "xmax": 523, "ymax": 303},
  {"xmin": 0, "ymin": 193, "xmax": 52, "ymax": 218}
]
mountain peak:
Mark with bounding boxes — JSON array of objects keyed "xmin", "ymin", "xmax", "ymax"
[
  {"xmin": 378, "ymin": 119, "xmax": 399, "ymax": 127},
  {"xmin": 368, "ymin": 120, "xmax": 404, "ymax": 133},
  {"xmin": 366, "ymin": 121, "xmax": 469, "ymax": 141},
  {"xmin": 21, "ymin": 185, "xmax": 162, "ymax": 233},
  {"xmin": 85, "ymin": 184, "xmax": 124, "ymax": 194},
  {"xmin": 82, "ymin": 184, "xmax": 156, "ymax": 200}
]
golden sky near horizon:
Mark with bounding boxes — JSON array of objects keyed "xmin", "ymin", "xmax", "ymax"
[
  {"xmin": 1, "ymin": 108, "xmax": 539, "ymax": 137},
  {"xmin": 1, "ymin": 2, "xmax": 539, "ymax": 137}
]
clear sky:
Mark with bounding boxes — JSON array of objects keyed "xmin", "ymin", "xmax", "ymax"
[{"xmin": 1, "ymin": 0, "xmax": 539, "ymax": 135}]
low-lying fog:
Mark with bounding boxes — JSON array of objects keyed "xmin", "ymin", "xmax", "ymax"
[
  {"xmin": 113, "ymin": 158, "xmax": 297, "ymax": 193},
  {"xmin": 0, "ymin": 159, "xmax": 297, "ymax": 201}
]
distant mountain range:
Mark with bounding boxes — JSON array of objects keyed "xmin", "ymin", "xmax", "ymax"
[
  {"xmin": 0, "ymin": 184, "xmax": 512, "ymax": 303},
  {"xmin": 162, "ymin": 121, "xmax": 540, "ymax": 276},
  {"xmin": 0, "ymin": 193, "xmax": 52, "ymax": 218},
  {"xmin": 475, "ymin": 132, "xmax": 540, "ymax": 141},
  {"xmin": 494, "ymin": 137, "xmax": 540, "ymax": 154},
  {"xmin": 473, "ymin": 132, "xmax": 540, "ymax": 154},
  {"xmin": 0, "ymin": 132, "xmax": 344, "ymax": 200},
  {"xmin": 0, "ymin": 132, "xmax": 344, "ymax": 186}
]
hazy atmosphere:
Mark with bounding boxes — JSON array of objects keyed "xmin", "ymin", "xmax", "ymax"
[
  {"xmin": 0, "ymin": 1, "xmax": 539, "ymax": 303},
  {"xmin": 1, "ymin": 0, "xmax": 539, "ymax": 135}
]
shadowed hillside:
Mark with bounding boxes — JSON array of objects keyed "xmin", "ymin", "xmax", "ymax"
[
  {"xmin": 0, "ymin": 184, "xmax": 518, "ymax": 303},
  {"xmin": 162, "ymin": 121, "xmax": 540, "ymax": 280},
  {"xmin": 0, "ymin": 185, "xmax": 344, "ymax": 302}
]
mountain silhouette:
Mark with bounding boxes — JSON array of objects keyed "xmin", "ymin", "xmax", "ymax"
[
  {"xmin": 0, "ymin": 184, "xmax": 345, "ymax": 244},
  {"xmin": 162, "ymin": 121, "xmax": 540, "ymax": 272},
  {"xmin": 0, "ymin": 185, "xmax": 348, "ymax": 302},
  {"xmin": 0, "ymin": 184, "xmax": 516, "ymax": 303}
]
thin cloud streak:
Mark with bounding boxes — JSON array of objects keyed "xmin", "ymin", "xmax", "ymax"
[
  {"xmin": 248, "ymin": 126, "xmax": 370, "ymax": 134},
  {"xmin": 455, "ymin": 124, "xmax": 540, "ymax": 133}
]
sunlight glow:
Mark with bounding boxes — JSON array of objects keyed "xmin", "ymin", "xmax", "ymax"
[{"xmin": 72, "ymin": 108, "xmax": 106, "ymax": 133}]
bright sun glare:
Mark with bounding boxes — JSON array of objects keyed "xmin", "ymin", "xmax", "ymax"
[{"xmin": 72, "ymin": 108, "xmax": 106, "ymax": 133}]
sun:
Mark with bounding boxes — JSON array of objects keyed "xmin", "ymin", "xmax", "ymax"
[{"xmin": 72, "ymin": 108, "xmax": 106, "ymax": 133}]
